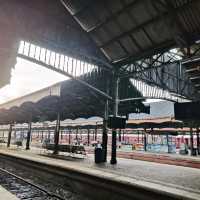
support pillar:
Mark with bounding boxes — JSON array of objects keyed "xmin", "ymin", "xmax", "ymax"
[
  {"xmin": 166, "ymin": 133, "xmax": 169, "ymax": 153},
  {"xmin": 87, "ymin": 128, "xmax": 90, "ymax": 146},
  {"xmin": 14, "ymin": 130, "xmax": 16, "ymax": 140},
  {"xmin": 190, "ymin": 126, "xmax": 195, "ymax": 156},
  {"xmin": 93, "ymin": 130, "xmax": 95, "ymax": 141},
  {"xmin": 110, "ymin": 76, "xmax": 119, "ymax": 165},
  {"xmin": 197, "ymin": 127, "xmax": 200, "ymax": 155},
  {"xmin": 69, "ymin": 129, "xmax": 71, "ymax": 144},
  {"xmin": 111, "ymin": 129, "xmax": 117, "ymax": 164},
  {"xmin": 76, "ymin": 128, "xmax": 78, "ymax": 141},
  {"xmin": 95, "ymin": 124, "xmax": 97, "ymax": 141},
  {"xmin": 26, "ymin": 122, "xmax": 32, "ymax": 150},
  {"xmin": 102, "ymin": 119, "xmax": 108, "ymax": 162},
  {"xmin": 7, "ymin": 124, "xmax": 12, "ymax": 148},
  {"xmin": 53, "ymin": 112, "xmax": 60, "ymax": 154},
  {"xmin": 61, "ymin": 130, "xmax": 63, "ymax": 141},
  {"xmin": 119, "ymin": 129, "xmax": 121, "ymax": 142},
  {"xmin": 144, "ymin": 128, "xmax": 147, "ymax": 152},
  {"xmin": 80, "ymin": 131, "xmax": 82, "ymax": 140},
  {"xmin": 123, "ymin": 130, "xmax": 125, "ymax": 141},
  {"xmin": 141, "ymin": 132, "xmax": 144, "ymax": 144},
  {"xmin": 41, "ymin": 130, "xmax": 44, "ymax": 142},
  {"xmin": 21, "ymin": 129, "xmax": 24, "ymax": 140},
  {"xmin": 48, "ymin": 129, "xmax": 50, "ymax": 140},
  {"xmin": 102, "ymin": 82, "xmax": 109, "ymax": 162}
]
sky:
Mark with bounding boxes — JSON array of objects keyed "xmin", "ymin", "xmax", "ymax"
[{"xmin": 0, "ymin": 57, "xmax": 67, "ymax": 104}]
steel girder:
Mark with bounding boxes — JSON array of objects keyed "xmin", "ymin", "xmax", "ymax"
[{"xmin": 119, "ymin": 52, "xmax": 198, "ymax": 100}]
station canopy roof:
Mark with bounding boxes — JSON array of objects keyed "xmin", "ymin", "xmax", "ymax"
[
  {"xmin": 60, "ymin": 0, "xmax": 200, "ymax": 65},
  {"xmin": 0, "ymin": 116, "xmax": 189, "ymax": 131},
  {"xmin": 0, "ymin": 0, "xmax": 200, "ymax": 88},
  {"xmin": 126, "ymin": 117, "xmax": 183, "ymax": 129},
  {"xmin": 0, "ymin": 72, "xmax": 149, "ymax": 124}
]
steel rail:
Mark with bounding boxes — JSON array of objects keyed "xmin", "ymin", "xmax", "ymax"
[{"xmin": 0, "ymin": 167, "xmax": 65, "ymax": 200}]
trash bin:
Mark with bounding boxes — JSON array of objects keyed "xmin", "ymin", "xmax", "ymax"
[{"xmin": 94, "ymin": 147, "xmax": 103, "ymax": 163}]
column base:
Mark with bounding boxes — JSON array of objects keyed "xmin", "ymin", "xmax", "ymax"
[{"xmin": 110, "ymin": 159, "xmax": 117, "ymax": 165}]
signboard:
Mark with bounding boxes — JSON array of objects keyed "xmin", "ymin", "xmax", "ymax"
[
  {"xmin": 174, "ymin": 101, "xmax": 200, "ymax": 120},
  {"xmin": 107, "ymin": 117, "xmax": 126, "ymax": 129}
]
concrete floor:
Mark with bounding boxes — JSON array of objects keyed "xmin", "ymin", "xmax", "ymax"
[
  {"xmin": 0, "ymin": 186, "xmax": 19, "ymax": 200},
  {"xmin": 0, "ymin": 147, "xmax": 200, "ymax": 195},
  {"xmin": 87, "ymin": 156, "xmax": 200, "ymax": 193}
]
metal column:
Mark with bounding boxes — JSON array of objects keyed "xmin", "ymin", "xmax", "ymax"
[
  {"xmin": 76, "ymin": 128, "xmax": 78, "ymax": 141},
  {"xmin": 26, "ymin": 122, "xmax": 32, "ymax": 150},
  {"xmin": 196, "ymin": 127, "xmax": 200, "ymax": 155},
  {"xmin": 41, "ymin": 130, "xmax": 44, "ymax": 142},
  {"xmin": 102, "ymin": 119, "xmax": 108, "ymax": 162},
  {"xmin": 166, "ymin": 133, "xmax": 169, "ymax": 153},
  {"xmin": 118, "ymin": 129, "xmax": 121, "ymax": 142},
  {"xmin": 14, "ymin": 130, "xmax": 16, "ymax": 140},
  {"xmin": 53, "ymin": 112, "xmax": 60, "ymax": 154},
  {"xmin": 7, "ymin": 124, "xmax": 12, "ymax": 148},
  {"xmin": 110, "ymin": 76, "xmax": 119, "ymax": 165},
  {"xmin": 144, "ymin": 128, "xmax": 147, "ymax": 152},
  {"xmin": 190, "ymin": 127, "xmax": 195, "ymax": 156},
  {"xmin": 87, "ymin": 128, "xmax": 90, "ymax": 146},
  {"xmin": 69, "ymin": 129, "xmax": 71, "ymax": 144},
  {"xmin": 48, "ymin": 129, "xmax": 50, "ymax": 140},
  {"xmin": 102, "ymin": 79, "xmax": 109, "ymax": 162},
  {"xmin": 94, "ymin": 124, "xmax": 97, "ymax": 141},
  {"xmin": 61, "ymin": 130, "xmax": 63, "ymax": 141},
  {"xmin": 102, "ymin": 104, "xmax": 108, "ymax": 162}
]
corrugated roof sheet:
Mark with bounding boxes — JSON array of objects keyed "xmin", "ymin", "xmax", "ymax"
[{"xmin": 62, "ymin": 0, "xmax": 200, "ymax": 64}]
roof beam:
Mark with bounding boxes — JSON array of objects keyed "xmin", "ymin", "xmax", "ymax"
[
  {"xmin": 119, "ymin": 0, "xmax": 155, "ymax": 46},
  {"xmin": 87, "ymin": 0, "xmax": 140, "ymax": 33},
  {"xmin": 18, "ymin": 54, "xmax": 113, "ymax": 101},
  {"xmin": 60, "ymin": 0, "xmax": 93, "ymax": 17},
  {"xmin": 59, "ymin": 0, "xmax": 113, "ymax": 66},
  {"xmin": 189, "ymin": 76, "xmax": 200, "ymax": 80},
  {"xmin": 186, "ymin": 66, "xmax": 200, "ymax": 73},
  {"xmin": 116, "ymin": 40, "xmax": 175, "ymax": 66},
  {"xmin": 99, "ymin": 1, "xmax": 196, "ymax": 49}
]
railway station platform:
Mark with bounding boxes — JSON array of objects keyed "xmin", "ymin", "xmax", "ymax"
[
  {"xmin": 86, "ymin": 147, "xmax": 200, "ymax": 169},
  {"xmin": 0, "ymin": 186, "xmax": 19, "ymax": 200},
  {"xmin": 0, "ymin": 148, "xmax": 200, "ymax": 200}
]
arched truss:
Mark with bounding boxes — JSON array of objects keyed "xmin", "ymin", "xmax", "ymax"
[{"xmin": 18, "ymin": 40, "xmax": 198, "ymax": 102}]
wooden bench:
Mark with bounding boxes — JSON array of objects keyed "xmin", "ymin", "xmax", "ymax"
[
  {"xmin": 14, "ymin": 141, "xmax": 23, "ymax": 147},
  {"xmin": 43, "ymin": 144, "xmax": 86, "ymax": 155},
  {"xmin": 0, "ymin": 138, "xmax": 6, "ymax": 143}
]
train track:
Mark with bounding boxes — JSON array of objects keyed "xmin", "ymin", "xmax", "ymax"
[{"xmin": 0, "ymin": 167, "xmax": 65, "ymax": 200}]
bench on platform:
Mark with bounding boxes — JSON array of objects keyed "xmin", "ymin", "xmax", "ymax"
[
  {"xmin": 43, "ymin": 143, "xmax": 86, "ymax": 155},
  {"xmin": 13, "ymin": 141, "xmax": 23, "ymax": 147},
  {"xmin": 0, "ymin": 138, "xmax": 6, "ymax": 143}
]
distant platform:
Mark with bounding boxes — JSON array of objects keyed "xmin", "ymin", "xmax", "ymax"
[
  {"xmin": 0, "ymin": 186, "xmax": 19, "ymax": 200},
  {"xmin": 0, "ymin": 148, "xmax": 200, "ymax": 200}
]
